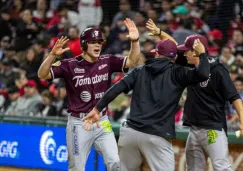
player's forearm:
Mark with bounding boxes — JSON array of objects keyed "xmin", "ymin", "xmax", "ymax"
[
  {"xmin": 95, "ymin": 81, "xmax": 128, "ymax": 112},
  {"xmin": 232, "ymin": 99, "xmax": 243, "ymax": 125},
  {"xmin": 160, "ymin": 31, "xmax": 178, "ymax": 45},
  {"xmin": 126, "ymin": 41, "xmax": 140, "ymax": 67},
  {"xmin": 195, "ymin": 53, "xmax": 210, "ymax": 81},
  {"xmin": 38, "ymin": 52, "xmax": 56, "ymax": 79}
]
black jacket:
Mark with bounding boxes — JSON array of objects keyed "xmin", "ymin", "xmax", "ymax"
[
  {"xmin": 183, "ymin": 57, "xmax": 241, "ymax": 132},
  {"xmin": 96, "ymin": 53, "xmax": 210, "ymax": 138}
]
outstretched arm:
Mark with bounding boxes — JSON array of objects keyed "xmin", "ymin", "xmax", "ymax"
[
  {"xmin": 83, "ymin": 68, "xmax": 138, "ymax": 130},
  {"xmin": 124, "ymin": 18, "xmax": 141, "ymax": 68},
  {"xmin": 38, "ymin": 36, "xmax": 70, "ymax": 79},
  {"xmin": 146, "ymin": 18, "xmax": 178, "ymax": 45},
  {"xmin": 83, "ymin": 81, "xmax": 129, "ymax": 130}
]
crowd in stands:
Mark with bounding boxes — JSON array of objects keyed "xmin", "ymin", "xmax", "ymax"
[{"xmin": 0, "ymin": 0, "xmax": 243, "ymax": 131}]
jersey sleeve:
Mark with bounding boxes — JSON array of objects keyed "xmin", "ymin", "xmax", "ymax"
[
  {"xmin": 50, "ymin": 60, "xmax": 68, "ymax": 79},
  {"xmin": 174, "ymin": 53, "xmax": 210, "ymax": 87},
  {"xmin": 215, "ymin": 66, "xmax": 240, "ymax": 102},
  {"xmin": 109, "ymin": 55, "xmax": 127, "ymax": 73}
]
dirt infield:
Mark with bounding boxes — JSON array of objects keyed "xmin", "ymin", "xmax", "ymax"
[{"xmin": 0, "ymin": 167, "xmax": 46, "ymax": 171}]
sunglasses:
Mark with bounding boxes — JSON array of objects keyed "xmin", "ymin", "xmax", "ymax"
[{"xmin": 87, "ymin": 40, "xmax": 104, "ymax": 45}]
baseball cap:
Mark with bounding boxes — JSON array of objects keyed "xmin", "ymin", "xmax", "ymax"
[
  {"xmin": 172, "ymin": 5, "xmax": 188, "ymax": 15},
  {"xmin": 150, "ymin": 39, "xmax": 177, "ymax": 58},
  {"xmin": 25, "ymin": 80, "xmax": 37, "ymax": 88},
  {"xmin": 208, "ymin": 29, "xmax": 223, "ymax": 40},
  {"xmin": 177, "ymin": 34, "xmax": 208, "ymax": 51}
]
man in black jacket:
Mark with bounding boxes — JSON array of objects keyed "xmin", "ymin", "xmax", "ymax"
[
  {"xmin": 146, "ymin": 18, "xmax": 243, "ymax": 171},
  {"xmin": 178, "ymin": 35, "xmax": 243, "ymax": 171},
  {"xmin": 83, "ymin": 38, "xmax": 210, "ymax": 171}
]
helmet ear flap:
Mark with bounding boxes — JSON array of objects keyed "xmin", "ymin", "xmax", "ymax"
[{"xmin": 81, "ymin": 42, "xmax": 88, "ymax": 51}]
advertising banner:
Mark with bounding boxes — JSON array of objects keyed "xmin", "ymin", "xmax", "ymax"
[{"xmin": 0, "ymin": 123, "xmax": 106, "ymax": 171}]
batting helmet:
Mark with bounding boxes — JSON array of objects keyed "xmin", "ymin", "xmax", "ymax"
[{"xmin": 80, "ymin": 28, "xmax": 104, "ymax": 51}]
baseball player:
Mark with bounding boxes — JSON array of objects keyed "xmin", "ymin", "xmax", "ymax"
[
  {"xmin": 38, "ymin": 18, "xmax": 140, "ymax": 171},
  {"xmin": 178, "ymin": 35, "xmax": 243, "ymax": 171},
  {"xmin": 146, "ymin": 19, "xmax": 243, "ymax": 171},
  {"xmin": 83, "ymin": 38, "xmax": 210, "ymax": 171}
]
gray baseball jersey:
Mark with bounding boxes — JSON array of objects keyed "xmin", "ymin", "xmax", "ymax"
[{"xmin": 51, "ymin": 54, "xmax": 126, "ymax": 171}]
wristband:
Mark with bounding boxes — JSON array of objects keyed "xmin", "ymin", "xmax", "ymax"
[{"xmin": 131, "ymin": 38, "xmax": 139, "ymax": 43}]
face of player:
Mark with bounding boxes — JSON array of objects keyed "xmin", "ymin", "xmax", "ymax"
[
  {"xmin": 86, "ymin": 40, "xmax": 103, "ymax": 58},
  {"xmin": 184, "ymin": 50, "xmax": 199, "ymax": 65}
]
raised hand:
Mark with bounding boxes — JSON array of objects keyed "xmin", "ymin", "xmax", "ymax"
[
  {"xmin": 51, "ymin": 36, "xmax": 70, "ymax": 56},
  {"xmin": 193, "ymin": 39, "xmax": 206, "ymax": 57},
  {"xmin": 124, "ymin": 18, "xmax": 139, "ymax": 41},
  {"xmin": 83, "ymin": 108, "xmax": 101, "ymax": 131},
  {"xmin": 146, "ymin": 18, "xmax": 160, "ymax": 36}
]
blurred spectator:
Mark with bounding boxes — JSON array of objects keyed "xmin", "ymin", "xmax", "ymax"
[
  {"xmin": 8, "ymin": 0, "xmax": 24, "ymax": 20},
  {"xmin": 2, "ymin": 46, "xmax": 19, "ymax": 67},
  {"xmin": 207, "ymin": 29, "xmax": 223, "ymax": 56},
  {"xmin": 19, "ymin": 47, "xmax": 42, "ymax": 80},
  {"xmin": 173, "ymin": 4, "xmax": 210, "ymax": 34},
  {"xmin": 31, "ymin": 39, "xmax": 45, "ymax": 62},
  {"xmin": 0, "ymin": 36, "xmax": 11, "ymax": 60},
  {"xmin": 33, "ymin": 0, "xmax": 54, "ymax": 27},
  {"xmin": 158, "ymin": 0, "xmax": 172, "ymax": 22},
  {"xmin": 228, "ymin": 29, "xmax": 243, "ymax": 54},
  {"xmin": 15, "ymin": 9, "xmax": 40, "ymax": 50},
  {"xmin": 140, "ymin": 1, "xmax": 152, "ymax": 13},
  {"xmin": 157, "ymin": 20, "xmax": 172, "ymax": 35},
  {"xmin": 141, "ymin": 39, "xmax": 155, "ymax": 56},
  {"xmin": 111, "ymin": 0, "xmax": 136, "ymax": 28},
  {"xmin": 227, "ymin": 77, "xmax": 243, "ymax": 131},
  {"xmin": 234, "ymin": 53, "xmax": 243, "ymax": 75},
  {"xmin": 104, "ymin": 26, "xmax": 130, "ymax": 55},
  {"xmin": 229, "ymin": 64, "xmax": 240, "ymax": 81},
  {"xmin": 38, "ymin": 90, "xmax": 57, "ymax": 117},
  {"xmin": 10, "ymin": 79, "xmax": 42, "ymax": 116},
  {"xmin": 78, "ymin": 0, "xmax": 103, "ymax": 32},
  {"xmin": 172, "ymin": 18, "xmax": 197, "ymax": 45},
  {"xmin": 146, "ymin": 9, "xmax": 158, "ymax": 22},
  {"xmin": 216, "ymin": 0, "xmax": 236, "ymax": 43},
  {"xmin": 201, "ymin": 0, "xmax": 217, "ymax": 29},
  {"xmin": 15, "ymin": 71, "xmax": 28, "ymax": 96},
  {"xmin": 228, "ymin": 15, "xmax": 243, "ymax": 38},
  {"xmin": 47, "ymin": 2, "xmax": 69, "ymax": 32},
  {"xmin": 4, "ymin": 86, "xmax": 20, "ymax": 115},
  {"xmin": 0, "ymin": 8, "xmax": 13, "ymax": 40},
  {"xmin": 0, "ymin": 60, "xmax": 19, "ymax": 88},
  {"xmin": 67, "ymin": 26, "xmax": 82, "ymax": 57},
  {"xmin": 219, "ymin": 46, "xmax": 235, "ymax": 69},
  {"xmin": 50, "ymin": 0, "xmax": 64, "ymax": 10}
]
